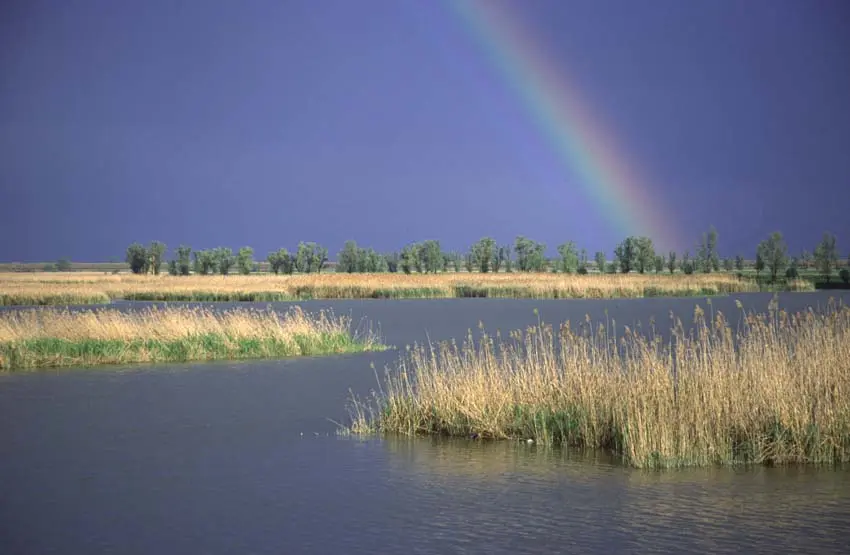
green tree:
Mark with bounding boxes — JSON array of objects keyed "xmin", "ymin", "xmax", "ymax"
[
  {"xmin": 384, "ymin": 252, "xmax": 400, "ymax": 273},
  {"xmin": 757, "ymin": 231, "xmax": 788, "ymax": 283},
  {"xmin": 267, "ymin": 250, "xmax": 282, "ymax": 274},
  {"xmin": 420, "ymin": 240, "xmax": 443, "ymax": 274},
  {"xmin": 444, "ymin": 251, "xmax": 461, "ymax": 273},
  {"xmin": 148, "ymin": 241, "xmax": 166, "ymax": 275},
  {"xmin": 453, "ymin": 252, "xmax": 463, "ymax": 272},
  {"xmin": 168, "ymin": 260, "xmax": 179, "ymax": 276},
  {"xmin": 800, "ymin": 249, "xmax": 813, "ymax": 270},
  {"xmin": 840, "ymin": 268, "xmax": 850, "ymax": 285},
  {"xmin": 313, "ymin": 244, "xmax": 328, "ymax": 273},
  {"xmin": 654, "ymin": 254, "xmax": 665, "ymax": 274},
  {"xmin": 193, "ymin": 250, "xmax": 217, "ymax": 275},
  {"xmin": 236, "ymin": 247, "xmax": 254, "ymax": 275},
  {"xmin": 471, "ymin": 237, "xmax": 497, "ymax": 273},
  {"xmin": 214, "ymin": 247, "xmax": 235, "ymax": 275},
  {"xmin": 696, "ymin": 241, "xmax": 708, "ymax": 273},
  {"xmin": 634, "ymin": 237, "xmax": 655, "ymax": 274},
  {"xmin": 556, "ymin": 241, "xmax": 579, "ymax": 273},
  {"xmin": 814, "ymin": 232, "xmax": 838, "ymax": 283},
  {"xmin": 267, "ymin": 249, "xmax": 294, "ymax": 275},
  {"xmin": 295, "ymin": 242, "xmax": 327, "ymax": 273},
  {"xmin": 337, "ymin": 241, "xmax": 360, "ymax": 273},
  {"xmin": 667, "ymin": 251, "xmax": 677, "ymax": 274},
  {"xmin": 696, "ymin": 226, "xmax": 719, "ymax": 273},
  {"xmin": 514, "ymin": 236, "xmax": 546, "ymax": 272},
  {"xmin": 55, "ymin": 259, "xmax": 73, "ymax": 272},
  {"xmin": 614, "ymin": 237, "xmax": 637, "ymax": 273},
  {"xmin": 594, "ymin": 251, "xmax": 606, "ymax": 274},
  {"xmin": 707, "ymin": 226, "xmax": 720, "ymax": 271},
  {"xmin": 754, "ymin": 251, "xmax": 765, "ymax": 280},
  {"xmin": 369, "ymin": 250, "xmax": 388, "ymax": 272},
  {"xmin": 126, "ymin": 243, "xmax": 148, "ymax": 274},
  {"xmin": 399, "ymin": 242, "xmax": 423, "ymax": 273},
  {"xmin": 681, "ymin": 251, "xmax": 693, "ymax": 275},
  {"xmin": 578, "ymin": 249, "xmax": 589, "ymax": 274},
  {"xmin": 500, "ymin": 245, "xmax": 513, "ymax": 272},
  {"xmin": 176, "ymin": 245, "xmax": 192, "ymax": 276},
  {"xmin": 295, "ymin": 243, "xmax": 311, "ymax": 273},
  {"xmin": 491, "ymin": 246, "xmax": 503, "ymax": 273},
  {"xmin": 734, "ymin": 255, "xmax": 744, "ymax": 272},
  {"xmin": 400, "ymin": 244, "xmax": 419, "ymax": 274},
  {"xmin": 723, "ymin": 257, "xmax": 733, "ymax": 272},
  {"xmin": 354, "ymin": 246, "xmax": 369, "ymax": 272}
]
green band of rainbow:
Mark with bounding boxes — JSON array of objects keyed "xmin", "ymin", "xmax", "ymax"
[{"xmin": 448, "ymin": 0, "xmax": 679, "ymax": 250}]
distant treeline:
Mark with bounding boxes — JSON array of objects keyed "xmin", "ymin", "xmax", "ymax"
[{"xmin": 114, "ymin": 228, "xmax": 850, "ymax": 285}]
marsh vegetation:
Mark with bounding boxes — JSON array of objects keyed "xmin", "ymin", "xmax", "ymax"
[
  {"xmin": 0, "ymin": 305, "xmax": 384, "ymax": 371},
  {"xmin": 346, "ymin": 299, "xmax": 850, "ymax": 469}
]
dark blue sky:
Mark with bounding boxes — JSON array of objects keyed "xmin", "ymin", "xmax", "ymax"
[{"xmin": 2, "ymin": 0, "xmax": 848, "ymax": 262}]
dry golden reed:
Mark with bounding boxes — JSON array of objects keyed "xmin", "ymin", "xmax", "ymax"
[
  {"xmin": 0, "ymin": 271, "xmax": 757, "ymax": 305},
  {"xmin": 0, "ymin": 305, "xmax": 384, "ymax": 370},
  {"xmin": 347, "ymin": 299, "xmax": 850, "ymax": 469}
]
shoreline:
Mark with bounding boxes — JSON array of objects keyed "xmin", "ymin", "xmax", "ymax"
[{"xmin": 0, "ymin": 305, "xmax": 386, "ymax": 372}]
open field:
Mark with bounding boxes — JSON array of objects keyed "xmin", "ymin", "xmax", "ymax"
[
  {"xmin": 347, "ymin": 299, "xmax": 850, "ymax": 469},
  {"xmin": 0, "ymin": 305, "xmax": 384, "ymax": 371},
  {"xmin": 0, "ymin": 272, "xmax": 761, "ymax": 305}
]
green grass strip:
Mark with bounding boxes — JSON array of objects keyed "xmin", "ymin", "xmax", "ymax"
[
  {"xmin": 0, "ymin": 333, "xmax": 385, "ymax": 371},
  {"xmin": 0, "ymin": 293, "xmax": 111, "ymax": 306}
]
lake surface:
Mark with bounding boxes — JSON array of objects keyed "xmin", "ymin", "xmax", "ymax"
[{"xmin": 2, "ymin": 292, "xmax": 849, "ymax": 554}]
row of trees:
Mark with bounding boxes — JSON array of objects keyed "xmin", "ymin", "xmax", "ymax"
[
  {"xmin": 607, "ymin": 229, "xmax": 848, "ymax": 284},
  {"xmin": 606, "ymin": 228, "xmax": 721, "ymax": 276},
  {"xmin": 125, "ymin": 242, "xmax": 327, "ymax": 276},
  {"xmin": 266, "ymin": 243, "xmax": 328, "ymax": 275},
  {"xmin": 754, "ymin": 231, "xmax": 849, "ymax": 284},
  {"xmin": 123, "ymin": 229, "xmax": 849, "ymax": 283}
]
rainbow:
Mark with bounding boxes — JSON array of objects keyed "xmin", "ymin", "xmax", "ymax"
[{"xmin": 445, "ymin": 0, "xmax": 679, "ymax": 250}]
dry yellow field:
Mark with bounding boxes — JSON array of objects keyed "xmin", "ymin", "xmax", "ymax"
[{"xmin": 0, "ymin": 271, "xmax": 758, "ymax": 305}]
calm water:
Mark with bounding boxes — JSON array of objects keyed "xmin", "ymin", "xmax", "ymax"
[{"xmin": 2, "ymin": 292, "xmax": 849, "ymax": 554}]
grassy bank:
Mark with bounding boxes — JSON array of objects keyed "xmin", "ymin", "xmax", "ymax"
[
  {"xmin": 0, "ymin": 306, "xmax": 385, "ymax": 371},
  {"xmin": 346, "ymin": 299, "xmax": 850, "ymax": 469},
  {"xmin": 0, "ymin": 272, "xmax": 758, "ymax": 305},
  {"xmin": 0, "ymin": 291, "xmax": 112, "ymax": 306}
]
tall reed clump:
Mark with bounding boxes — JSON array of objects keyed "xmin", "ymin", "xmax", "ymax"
[
  {"xmin": 0, "ymin": 306, "xmax": 385, "ymax": 371},
  {"xmin": 347, "ymin": 300, "xmax": 850, "ymax": 469}
]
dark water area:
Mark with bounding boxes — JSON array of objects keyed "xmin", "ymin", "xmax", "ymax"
[{"xmin": 2, "ymin": 292, "xmax": 850, "ymax": 554}]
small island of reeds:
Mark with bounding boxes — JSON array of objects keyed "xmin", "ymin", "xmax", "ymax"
[
  {"xmin": 346, "ymin": 299, "xmax": 850, "ymax": 469},
  {"xmin": 0, "ymin": 305, "xmax": 385, "ymax": 371}
]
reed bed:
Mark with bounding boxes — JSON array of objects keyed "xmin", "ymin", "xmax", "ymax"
[
  {"xmin": 0, "ymin": 306, "xmax": 385, "ymax": 371},
  {"xmin": 346, "ymin": 300, "xmax": 850, "ymax": 469},
  {"xmin": 0, "ymin": 272, "xmax": 757, "ymax": 305}
]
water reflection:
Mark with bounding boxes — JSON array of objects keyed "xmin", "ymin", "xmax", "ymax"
[{"xmin": 376, "ymin": 436, "xmax": 850, "ymax": 554}]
